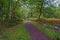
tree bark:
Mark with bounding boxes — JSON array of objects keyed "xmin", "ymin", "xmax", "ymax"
[
  {"xmin": 9, "ymin": 0, "xmax": 13, "ymax": 20},
  {"xmin": 30, "ymin": 12, "xmax": 33, "ymax": 18},
  {"xmin": 39, "ymin": 1, "xmax": 43, "ymax": 19}
]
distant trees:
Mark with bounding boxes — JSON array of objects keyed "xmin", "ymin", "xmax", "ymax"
[
  {"xmin": 55, "ymin": 5, "xmax": 60, "ymax": 18},
  {"xmin": 0, "ymin": 0, "xmax": 22, "ymax": 26},
  {"xmin": 43, "ymin": 5, "xmax": 56, "ymax": 18},
  {"xmin": 27, "ymin": 0, "xmax": 56, "ymax": 19},
  {"xmin": 43, "ymin": 0, "xmax": 60, "ymax": 18}
]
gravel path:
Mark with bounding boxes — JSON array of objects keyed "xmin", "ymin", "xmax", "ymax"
[{"xmin": 25, "ymin": 22, "xmax": 51, "ymax": 40}]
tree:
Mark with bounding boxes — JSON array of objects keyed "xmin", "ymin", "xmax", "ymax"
[
  {"xmin": 43, "ymin": 5, "xmax": 56, "ymax": 18},
  {"xmin": 55, "ymin": 5, "xmax": 60, "ymax": 18},
  {"xmin": 0, "ymin": 0, "xmax": 22, "ymax": 26}
]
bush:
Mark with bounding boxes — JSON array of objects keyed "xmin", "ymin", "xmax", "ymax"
[
  {"xmin": 4, "ymin": 19, "xmax": 17, "ymax": 27},
  {"xmin": 1, "ymin": 18, "xmax": 23, "ymax": 27},
  {"xmin": 47, "ymin": 19, "xmax": 60, "ymax": 24}
]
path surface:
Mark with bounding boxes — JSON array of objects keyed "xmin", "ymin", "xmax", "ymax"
[{"xmin": 25, "ymin": 22, "xmax": 51, "ymax": 40}]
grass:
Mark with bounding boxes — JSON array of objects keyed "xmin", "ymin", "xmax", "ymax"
[
  {"xmin": 1, "ymin": 22, "xmax": 30, "ymax": 40},
  {"xmin": 32, "ymin": 22, "xmax": 60, "ymax": 39}
]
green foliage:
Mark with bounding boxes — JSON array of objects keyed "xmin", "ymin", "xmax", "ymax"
[
  {"xmin": 0, "ymin": 0, "xmax": 22, "ymax": 26},
  {"xmin": 0, "ymin": 0, "xmax": 60, "ymax": 26},
  {"xmin": 4, "ymin": 20, "xmax": 17, "ymax": 27},
  {"xmin": 43, "ymin": 5, "xmax": 57, "ymax": 18},
  {"xmin": 43, "ymin": 4, "xmax": 60, "ymax": 18},
  {"xmin": 55, "ymin": 6, "xmax": 60, "ymax": 18}
]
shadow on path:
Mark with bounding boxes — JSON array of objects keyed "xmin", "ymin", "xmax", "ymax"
[{"xmin": 25, "ymin": 22, "xmax": 51, "ymax": 40}]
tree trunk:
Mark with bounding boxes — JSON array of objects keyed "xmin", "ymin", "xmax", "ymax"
[
  {"xmin": 30, "ymin": 12, "xmax": 33, "ymax": 18},
  {"xmin": 9, "ymin": 0, "xmax": 12, "ymax": 20},
  {"xmin": 38, "ymin": 1, "xmax": 43, "ymax": 19},
  {"xmin": 9, "ymin": 5, "xmax": 12, "ymax": 20}
]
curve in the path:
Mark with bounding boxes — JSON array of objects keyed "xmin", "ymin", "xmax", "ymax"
[{"xmin": 25, "ymin": 22, "xmax": 51, "ymax": 40}]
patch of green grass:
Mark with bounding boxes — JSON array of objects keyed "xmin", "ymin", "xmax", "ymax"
[
  {"xmin": 32, "ymin": 22, "xmax": 60, "ymax": 38},
  {"xmin": 2, "ymin": 23, "xmax": 30, "ymax": 40}
]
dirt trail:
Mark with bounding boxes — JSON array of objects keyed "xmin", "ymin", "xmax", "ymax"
[{"xmin": 25, "ymin": 22, "xmax": 51, "ymax": 40}]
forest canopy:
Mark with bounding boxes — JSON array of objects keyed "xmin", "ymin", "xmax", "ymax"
[{"xmin": 0, "ymin": 0, "xmax": 60, "ymax": 26}]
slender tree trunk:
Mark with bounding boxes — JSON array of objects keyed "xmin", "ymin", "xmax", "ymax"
[
  {"xmin": 0, "ymin": 3, "xmax": 3, "ymax": 24},
  {"xmin": 39, "ymin": 7, "xmax": 42, "ymax": 19},
  {"xmin": 30, "ymin": 12, "xmax": 33, "ymax": 18},
  {"xmin": 9, "ymin": 0, "xmax": 12, "ymax": 20},
  {"xmin": 9, "ymin": 5, "xmax": 12, "ymax": 20},
  {"xmin": 39, "ymin": 1, "xmax": 43, "ymax": 19}
]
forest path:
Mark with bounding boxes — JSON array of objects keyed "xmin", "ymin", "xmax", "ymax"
[{"xmin": 25, "ymin": 22, "xmax": 51, "ymax": 40}]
